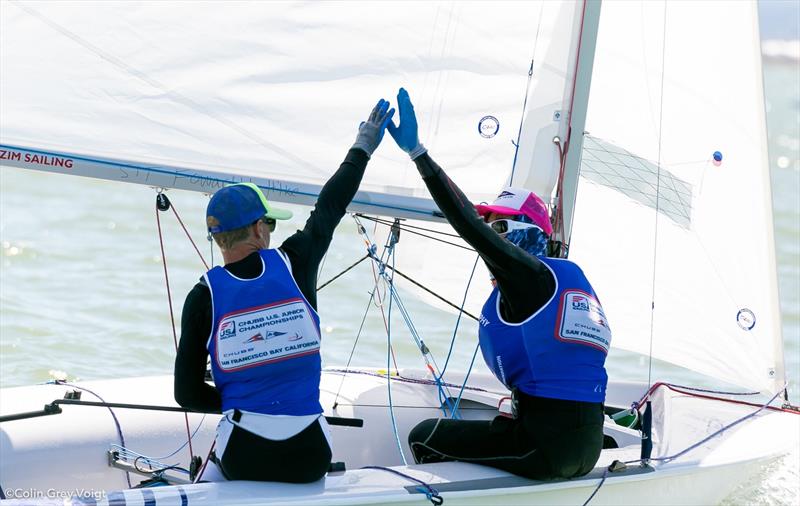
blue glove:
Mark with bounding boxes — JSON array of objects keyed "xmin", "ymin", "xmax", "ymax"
[
  {"xmin": 352, "ymin": 99, "xmax": 395, "ymax": 158},
  {"xmin": 387, "ymin": 88, "xmax": 427, "ymax": 160}
]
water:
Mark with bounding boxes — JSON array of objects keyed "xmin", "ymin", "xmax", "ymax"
[{"xmin": 1, "ymin": 59, "xmax": 798, "ymax": 503}]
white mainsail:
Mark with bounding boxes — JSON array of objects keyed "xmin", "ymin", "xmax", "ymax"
[
  {"xmin": 569, "ymin": 0, "xmax": 784, "ymax": 395},
  {"xmin": 0, "ymin": 0, "xmax": 587, "ymax": 319},
  {"xmin": 0, "ymin": 1, "xmax": 785, "ymax": 395},
  {"xmin": 1, "ymin": 1, "xmax": 575, "ymax": 220}
]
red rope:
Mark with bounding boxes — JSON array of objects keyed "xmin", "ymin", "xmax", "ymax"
[
  {"xmin": 155, "ymin": 200, "xmax": 196, "ymax": 461},
  {"xmin": 169, "ymin": 203, "xmax": 209, "ymax": 271},
  {"xmin": 193, "ymin": 441, "xmax": 216, "ymax": 483},
  {"xmin": 635, "ymin": 382, "xmax": 799, "ymax": 415},
  {"xmin": 552, "ymin": 0, "xmax": 589, "ymax": 256}
]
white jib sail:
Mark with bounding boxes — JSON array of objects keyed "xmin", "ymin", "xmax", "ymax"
[{"xmin": 571, "ymin": 0, "xmax": 784, "ymax": 395}]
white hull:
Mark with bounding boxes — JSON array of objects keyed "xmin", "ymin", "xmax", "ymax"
[{"xmin": 1, "ymin": 368, "xmax": 796, "ymax": 505}]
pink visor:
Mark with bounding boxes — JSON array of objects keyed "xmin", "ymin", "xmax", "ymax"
[{"xmin": 475, "ymin": 187, "xmax": 553, "ymax": 236}]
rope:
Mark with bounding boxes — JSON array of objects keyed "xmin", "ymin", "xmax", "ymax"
[
  {"xmin": 384, "ymin": 243, "xmax": 408, "ymax": 465},
  {"xmin": 58, "ymin": 382, "xmax": 132, "ymax": 488},
  {"xmin": 317, "ymin": 253, "xmax": 370, "ymax": 291},
  {"xmin": 361, "ymin": 466, "xmax": 443, "ymax": 505},
  {"xmin": 331, "ymin": 284, "xmax": 383, "ymax": 410},
  {"xmin": 582, "ymin": 382, "xmax": 795, "ymax": 505},
  {"xmin": 448, "ymin": 342, "xmax": 482, "ymax": 419},
  {"xmin": 193, "ymin": 441, "xmax": 216, "ymax": 483},
  {"xmin": 438, "ymin": 254, "xmax": 480, "ymax": 378},
  {"xmin": 326, "ymin": 368, "xmax": 496, "ymax": 395},
  {"xmin": 355, "ymin": 214, "xmax": 474, "ymax": 252},
  {"xmin": 166, "ymin": 196, "xmax": 209, "ymax": 271},
  {"xmin": 145, "ymin": 414, "xmax": 207, "ymax": 461},
  {"xmin": 155, "ymin": 194, "xmax": 195, "ymax": 461},
  {"xmin": 381, "ymin": 263, "xmax": 479, "ymax": 322}
]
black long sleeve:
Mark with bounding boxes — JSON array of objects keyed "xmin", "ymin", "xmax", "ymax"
[
  {"xmin": 413, "ymin": 153, "xmax": 555, "ymax": 323},
  {"xmin": 174, "ymin": 148, "xmax": 370, "ymax": 412}
]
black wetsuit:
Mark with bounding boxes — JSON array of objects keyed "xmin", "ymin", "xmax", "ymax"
[
  {"xmin": 407, "ymin": 153, "xmax": 605, "ymax": 480},
  {"xmin": 174, "ymin": 148, "xmax": 369, "ymax": 482}
]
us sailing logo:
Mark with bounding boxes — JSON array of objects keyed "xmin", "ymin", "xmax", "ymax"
[
  {"xmin": 496, "ymin": 190, "xmax": 515, "ymax": 200},
  {"xmin": 571, "ymin": 295, "xmax": 589, "ymax": 311},
  {"xmin": 219, "ymin": 321, "xmax": 236, "ymax": 340}
]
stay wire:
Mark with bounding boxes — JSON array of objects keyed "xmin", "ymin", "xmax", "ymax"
[
  {"xmin": 510, "ymin": 1, "xmax": 544, "ymax": 186},
  {"xmin": 356, "ymin": 214, "xmax": 474, "ymax": 252},
  {"xmin": 354, "ymin": 214, "xmax": 478, "ymax": 320},
  {"xmin": 646, "ymin": 0, "xmax": 669, "ymax": 392},
  {"xmin": 332, "ymin": 273, "xmax": 388, "ymax": 410}
]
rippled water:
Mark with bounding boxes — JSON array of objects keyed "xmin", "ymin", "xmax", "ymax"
[{"xmin": 1, "ymin": 61, "xmax": 798, "ymax": 504}]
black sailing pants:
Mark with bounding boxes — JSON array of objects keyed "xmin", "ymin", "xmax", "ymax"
[
  {"xmin": 218, "ymin": 418, "xmax": 332, "ymax": 483},
  {"xmin": 408, "ymin": 392, "xmax": 604, "ymax": 480}
]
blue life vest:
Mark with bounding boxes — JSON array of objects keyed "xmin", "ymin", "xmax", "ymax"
[
  {"xmin": 478, "ymin": 257, "xmax": 610, "ymax": 403},
  {"xmin": 205, "ymin": 249, "xmax": 322, "ymax": 415}
]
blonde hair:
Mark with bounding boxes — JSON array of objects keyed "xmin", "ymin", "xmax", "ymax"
[{"xmin": 208, "ymin": 215, "xmax": 252, "ymax": 251}]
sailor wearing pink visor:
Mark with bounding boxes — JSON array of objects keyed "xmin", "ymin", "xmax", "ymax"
[{"xmin": 386, "ymin": 87, "xmax": 611, "ymax": 481}]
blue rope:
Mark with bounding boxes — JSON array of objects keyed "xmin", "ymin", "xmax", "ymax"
[
  {"xmin": 582, "ymin": 384, "xmax": 789, "ymax": 505},
  {"xmin": 362, "ymin": 466, "xmax": 443, "ymax": 505},
  {"xmin": 58, "ymin": 381, "xmax": 132, "ymax": 488},
  {"xmin": 385, "ymin": 279, "xmax": 456, "ymax": 417},
  {"xmin": 437, "ymin": 255, "xmax": 480, "ymax": 418},
  {"xmin": 384, "ymin": 244, "xmax": 408, "ymax": 465},
  {"xmin": 449, "ymin": 342, "xmax": 483, "ymax": 420},
  {"xmin": 438, "ymin": 255, "xmax": 480, "ymax": 377}
]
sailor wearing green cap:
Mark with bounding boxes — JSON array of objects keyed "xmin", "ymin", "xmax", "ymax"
[{"xmin": 174, "ymin": 99, "xmax": 394, "ymax": 483}]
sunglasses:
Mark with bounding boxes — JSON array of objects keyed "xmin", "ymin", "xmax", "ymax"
[
  {"xmin": 259, "ymin": 216, "xmax": 277, "ymax": 232},
  {"xmin": 486, "ymin": 218, "xmax": 540, "ymax": 235}
]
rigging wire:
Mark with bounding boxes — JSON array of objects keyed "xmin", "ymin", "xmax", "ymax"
[
  {"xmin": 356, "ymin": 214, "xmax": 475, "ymax": 251},
  {"xmin": 646, "ymin": 0, "xmax": 669, "ymax": 392},
  {"xmin": 357, "ymin": 217, "xmax": 400, "ymax": 372},
  {"xmin": 510, "ymin": 1, "xmax": 545, "ymax": 187},
  {"xmin": 331, "ymin": 283, "xmax": 384, "ymax": 410}
]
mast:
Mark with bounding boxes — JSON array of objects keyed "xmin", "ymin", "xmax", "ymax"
[{"xmin": 557, "ymin": 0, "xmax": 602, "ymax": 250}]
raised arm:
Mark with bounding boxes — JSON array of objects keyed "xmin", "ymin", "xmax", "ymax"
[
  {"xmin": 280, "ymin": 99, "xmax": 394, "ymax": 309},
  {"xmin": 388, "ymin": 88, "xmax": 554, "ymax": 322}
]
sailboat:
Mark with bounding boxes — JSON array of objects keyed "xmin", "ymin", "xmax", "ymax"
[{"xmin": 1, "ymin": 1, "xmax": 797, "ymax": 505}]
